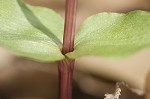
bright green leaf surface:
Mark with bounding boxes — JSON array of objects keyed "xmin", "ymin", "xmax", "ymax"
[
  {"xmin": 0, "ymin": 0, "xmax": 64, "ymax": 62},
  {"xmin": 67, "ymin": 11, "xmax": 150, "ymax": 59}
]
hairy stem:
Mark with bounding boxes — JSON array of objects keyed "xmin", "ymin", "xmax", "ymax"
[{"xmin": 58, "ymin": 0, "xmax": 77, "ymax": 99}]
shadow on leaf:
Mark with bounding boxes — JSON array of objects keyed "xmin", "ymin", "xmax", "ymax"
[{"xmin": 17, "ymin": 0, "xmax": 62, "ymax": 48}]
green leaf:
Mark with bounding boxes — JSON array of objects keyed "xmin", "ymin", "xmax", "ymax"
[
  {"xmin": 66, "ymin": 10, "xmax": 150, "ymax": 59},
  {"xmin": 0, "ymin": 0, "xmax": 64, "ymax": 62}
]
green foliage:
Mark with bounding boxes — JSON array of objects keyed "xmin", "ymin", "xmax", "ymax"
[
  {"xmin": 0, "ymin": 0, "xmax": 64, "ymax": 62},
  {"xmin": 0, "ymin": 0, "xmax": 150, "ymax": 62},
  {"xmin": 66, "ymin": 11, "xmax": 150, "ymax": 59}
]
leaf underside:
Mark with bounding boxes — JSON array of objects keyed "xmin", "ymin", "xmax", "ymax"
[
  {"xmin": 0, "ymin": 0, "xmax": 64, "ymax": 62},
  {"xmin": 66, "ymin": 10, "xmax": 150, "ymax": 59}
]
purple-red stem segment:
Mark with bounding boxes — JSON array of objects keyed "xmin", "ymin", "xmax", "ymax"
[
  {"xmin": 58, "ymin": 0, "xmax": 77, "ymax": 99},
  {"xmin": 62, "ymin": 0, "xmax": 77, "ymax": 54}
]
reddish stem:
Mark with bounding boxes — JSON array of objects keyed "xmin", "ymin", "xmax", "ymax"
[
  {"xmin": 58, "ymin": 59, "xmax": 75, "ymax": 99},
  {"xmin": 58, "ymin": 0, "xmax": 77, "ymax": 99},
  {"xmin": 62, "ymin": 0, "xmax": 77, "ymax": 55}
]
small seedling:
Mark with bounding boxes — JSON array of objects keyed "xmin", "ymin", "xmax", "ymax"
[{"xmin": 0, "ymin": 0, "xmax": 150, "ymax": 99}]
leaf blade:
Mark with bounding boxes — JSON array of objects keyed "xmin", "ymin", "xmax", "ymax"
[
  {"xmin": 0, "ymin": 0, "xmax": 64, "ymax": 62},
  {"xmin": 66, "ymin": 10, "xmax": 150, "ymax": 59}
]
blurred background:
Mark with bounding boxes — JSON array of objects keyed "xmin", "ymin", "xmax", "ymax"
[{"xmin": 0, "ymin": 0, "xmax": 150, "ymax": 99}]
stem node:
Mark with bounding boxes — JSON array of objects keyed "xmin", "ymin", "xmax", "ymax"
[{"xmin": 58, "ymin": 0, "xmax": 77, "ymax": 99}]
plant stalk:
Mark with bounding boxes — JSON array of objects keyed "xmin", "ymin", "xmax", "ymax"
[
  {"xmin": 58, "ymin": 59, "xmax": 75, "ymax": 99},
  {"xmin": 62, "ymin": 0, "xmax": 77, "ymax": 55},
  {"xmin": 58, "ymin": 0, "xmax": 77, "ymax": 99}
]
